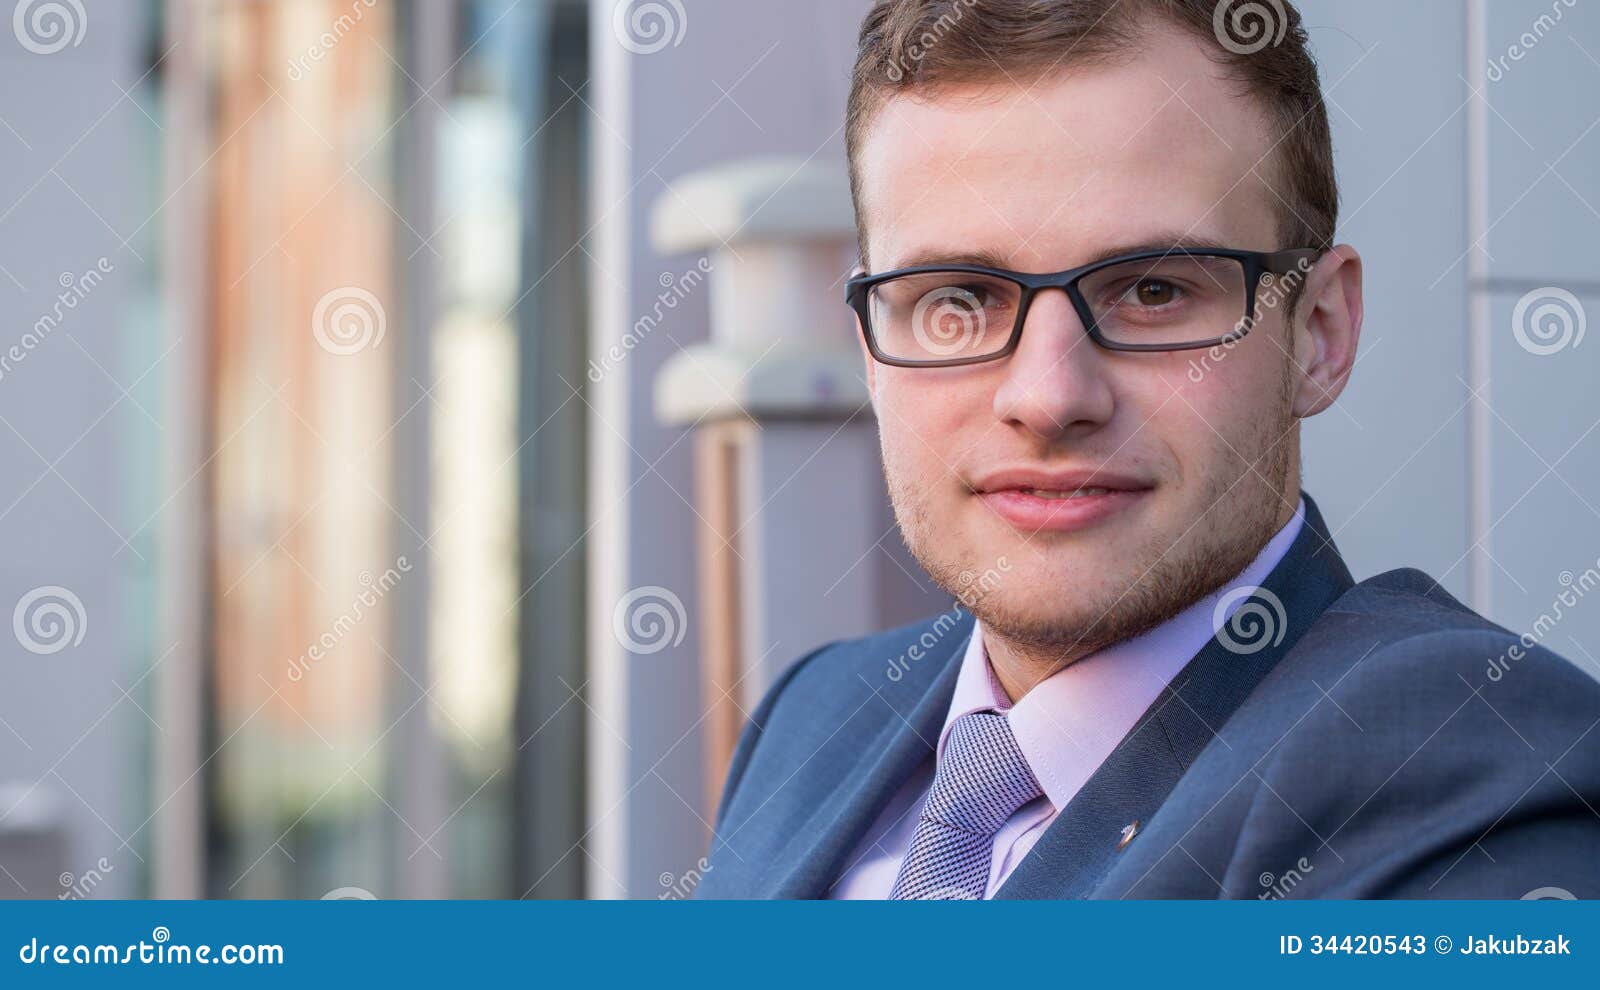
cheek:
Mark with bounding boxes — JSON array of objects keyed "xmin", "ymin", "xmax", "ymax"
[
  {"xmin": 1164, "ymin": 332, "xmax": 1289, "ymax": 419},
  {"xmin": 1124, "ymin": 346, "xmax": 1287, "ymax": 479},
  {"xmin": 874, "ymin": 369, "xmax": 989, "ymax": 474}
]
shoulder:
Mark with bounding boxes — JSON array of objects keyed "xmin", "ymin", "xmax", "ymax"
[
  {"xmin": 1290, "ymin": 566, "xmax": 1600, "ymax": 715},
  {"xmin": 1236, "ymin": 568, "xmax": 1600, "ymax": 893},
  {"xmin": 711, "ymin": 607, "xmax": 972, "ymax": 823}
]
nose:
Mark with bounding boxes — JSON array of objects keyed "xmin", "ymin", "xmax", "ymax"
[{"xmin": 992, "ymin": 288, "xmax": 1116, "ymax": 441}]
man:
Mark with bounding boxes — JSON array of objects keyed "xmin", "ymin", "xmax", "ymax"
[{"xmin": 697, "ymin": 0, "xmax": 1600, "ymax": 899}]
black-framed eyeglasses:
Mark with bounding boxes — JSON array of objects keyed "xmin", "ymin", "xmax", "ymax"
[{"xmin": 845, "ymin": 247, "xmax": 1321, "ymax": 368}]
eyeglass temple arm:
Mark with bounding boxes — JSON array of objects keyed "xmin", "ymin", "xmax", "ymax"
[{"xmin": 1260, "ymin": 248, "xmax": 1323, "ymax": 274}]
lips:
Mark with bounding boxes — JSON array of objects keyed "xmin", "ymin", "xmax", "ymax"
[{"xmin": 971, "ymin": 468, "xmax": 1153, "ymax": 532}]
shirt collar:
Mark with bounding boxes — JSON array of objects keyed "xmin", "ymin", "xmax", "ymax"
[{"xmin": 937, "ymin": 498, "xmax": 1306, "ymax": 810}]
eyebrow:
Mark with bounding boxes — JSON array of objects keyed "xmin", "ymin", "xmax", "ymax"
[{"xmin": 884, "ymin": 233, "xmax": 1239, "ymax": 274}]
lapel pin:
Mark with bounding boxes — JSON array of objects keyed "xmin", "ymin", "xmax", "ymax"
[{"xmin": 1117, "ymin": 820, "xmax": 1140, "ymax": 850}]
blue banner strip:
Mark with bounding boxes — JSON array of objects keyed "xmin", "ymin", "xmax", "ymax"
[{"xmin": 2, "ymin": 900, "xmax": 1593, "ymax": 986}]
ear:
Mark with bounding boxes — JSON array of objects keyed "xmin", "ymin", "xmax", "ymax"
[{"xmin": 1290, "ymin": 244, "xmax": 1364, "ymax": 418}]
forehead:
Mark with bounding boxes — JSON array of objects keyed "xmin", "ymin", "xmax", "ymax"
[{"xmin": 854, "ymin": 25, "xmax": 1282, "ymax": 271}]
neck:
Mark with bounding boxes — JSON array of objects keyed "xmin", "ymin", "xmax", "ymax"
[{"xmin": 983, "ymin": 633, "xmax": 1091, "ymax": 704}]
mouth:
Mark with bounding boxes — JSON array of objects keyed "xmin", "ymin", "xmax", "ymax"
[{"xmin": 971, "ymin": 469, "xmax": 1154, "ymax": 533}]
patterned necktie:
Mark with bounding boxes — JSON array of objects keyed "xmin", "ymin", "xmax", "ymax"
[{"xmin": 889, "ymin": 710, "xmax": 1043, "ymax": 900}]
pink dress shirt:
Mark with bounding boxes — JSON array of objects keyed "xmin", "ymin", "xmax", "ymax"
[{"xmin": 828, "ymin": 500, "xmax": 1306, "ymax": 899}]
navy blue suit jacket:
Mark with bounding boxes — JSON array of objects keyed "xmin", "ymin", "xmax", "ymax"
[{"xmin": 699, "ymin": 496, "xmax": 1600, "ymax": 898}]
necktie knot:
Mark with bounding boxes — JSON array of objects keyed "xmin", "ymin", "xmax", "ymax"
[
  {"xmin": 888, "ymin": 710, "xmax": 1042, "ymax": 900},
  {"xmin": 922, "ymin": 710, "xmax": 1043, "ymax": 834}
]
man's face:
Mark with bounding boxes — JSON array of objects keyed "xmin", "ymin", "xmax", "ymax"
[{"xmin": 855, "ymin": 25, "xmax": 1308, "ymax": 664}]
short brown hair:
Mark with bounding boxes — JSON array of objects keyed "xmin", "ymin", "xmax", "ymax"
[{"xmin": 845, "ymin": 0, "xmax": 1337, "ymax": 265}]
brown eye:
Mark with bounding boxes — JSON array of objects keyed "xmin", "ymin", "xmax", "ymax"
[{"xmin": 1134, "ymin": 279, "xmax": 1179, "ymax": 306}]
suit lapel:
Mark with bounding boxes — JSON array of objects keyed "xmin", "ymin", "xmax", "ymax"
[
  {"xmin": 770, "ymin": 617, "xmax": 969, "ymax": 899},
  {"xmin": 996, "ymin": 494, "xmax": 1354, "ymax": 899}
]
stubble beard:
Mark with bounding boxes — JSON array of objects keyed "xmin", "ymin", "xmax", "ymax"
[{"xmin": 885, "ymin": 383, "xmax": 1299, "ymax": 678}]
